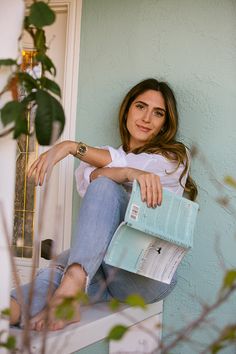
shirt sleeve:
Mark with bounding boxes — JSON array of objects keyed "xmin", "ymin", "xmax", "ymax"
[
  {"xmin": 74, "ymin": 161, "xmax": 96, "ymax": 198},
  {"xmin": 143, "ymin": 154, "xmax": 188, "ymax": 196},
  {"xmin": 106, "ymin": 146, "xmax": 127, "ymax": 168},
  {"xmin": 74, "ymin": 145, "xmax": 127, "ymax": 198}
]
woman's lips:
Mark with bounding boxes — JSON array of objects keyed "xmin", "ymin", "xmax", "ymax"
[{"xmin": 136, "ymin": 124, "xmax": 151, "ymax": 132}]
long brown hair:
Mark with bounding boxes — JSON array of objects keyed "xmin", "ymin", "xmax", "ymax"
[{"xmin": 119, "ymin": 78, "xmax": 198, "ymax": 201}]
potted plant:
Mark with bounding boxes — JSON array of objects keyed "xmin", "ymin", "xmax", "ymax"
[
  {"xmin": 0, "ymin": 1, "xmax": 65, "ymax": 350},
  {"xmin": 0, "ymin": 1, "xmax": 65, "ymax": 145}
]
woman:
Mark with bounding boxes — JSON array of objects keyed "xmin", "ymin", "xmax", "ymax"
[{"xmin": 10, "ymin": 78, "xmax": 197, "ymax": 331}]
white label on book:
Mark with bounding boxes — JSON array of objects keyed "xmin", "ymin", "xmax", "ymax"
[{"xmin": 130, "ymin": 203, "xmax": 140, "ymax": 220}]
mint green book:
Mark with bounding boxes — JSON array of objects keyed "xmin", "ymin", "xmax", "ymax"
[{"xmin": 104, "ymin": 181, "xmax": 199, "ymax": 284}]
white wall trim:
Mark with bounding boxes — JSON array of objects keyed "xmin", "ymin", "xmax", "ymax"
[
  {"xmin": 35, "ymin": 0, "xmax": 82, "ymax": 256},
  {"xmin": 59, "ymin": 0, "xmax": 83, "ymax": 251}
]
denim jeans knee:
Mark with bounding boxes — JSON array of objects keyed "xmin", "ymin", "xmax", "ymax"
[
  {"xmin": 67, "ymin": 176, "xmax": 129, "ymax": 285},
  {"xmin": 88, "ymin": 176, "xmax": 126, "ymax": 196}
]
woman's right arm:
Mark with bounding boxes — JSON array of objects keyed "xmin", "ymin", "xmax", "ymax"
[
  {"xmin": 28, "ymin": 140, "xmax": 112, "ymax": 186},
  {"xmin": 90, "ymin": 167, "xmax": 162, "ymax": 207}
]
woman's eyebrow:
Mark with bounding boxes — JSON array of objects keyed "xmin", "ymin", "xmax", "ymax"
[
  {"xmin": 136, "ymin": 100, "xmax": 166, "ymax": 112},
  {"xmin": 154, "ymin": 107, "xmax": 166, "ymax": 113}
]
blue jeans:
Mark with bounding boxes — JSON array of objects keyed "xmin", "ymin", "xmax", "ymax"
[{"xmin": 11, "ymin": 177, "xmax": 177, "ymax": 319}]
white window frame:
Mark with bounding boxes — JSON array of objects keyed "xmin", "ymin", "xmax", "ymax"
[{"xmin": 14, "ymin": 0, "xmax": 82, "ymax": 272}]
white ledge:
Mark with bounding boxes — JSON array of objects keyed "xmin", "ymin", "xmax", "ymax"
[{"xmin": 10, "ymin": 301, "xmax": 163, "ymax": 354}]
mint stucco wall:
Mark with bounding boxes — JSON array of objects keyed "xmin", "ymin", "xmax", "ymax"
[
  {"xmin": 73, "ymin": 340, "xmax": 109, "ymax": 354},
  {"xmin": 74, "ymin": 0, "xmax": 236, "ymax": 352}
]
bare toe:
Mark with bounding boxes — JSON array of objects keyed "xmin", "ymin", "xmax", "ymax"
[
  {"xmin": 29, "ymin": 309, "xmax": 47, "ymax": 331},
  {"xmin": 49, "ymin": 320, "xmax": 64, "ymax": 331},
  {"xmin": 29, "ymin": 321, "xmax": 36, "ymax": 331},
  {"xmin": 35, "ymin": 319, "xmax": 46, "ymax": 331}
]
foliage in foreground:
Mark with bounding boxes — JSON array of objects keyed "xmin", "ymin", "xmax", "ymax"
[{"xmin": 0, "ymin": 1, "xmax": 65, "ymax": 145}]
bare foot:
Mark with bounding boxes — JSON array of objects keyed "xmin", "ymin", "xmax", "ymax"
[
  {"xmin": 31, "ymin": 264, "xmax": 86, "ymax": 331},
  {"xmin": 48, "ymin": 295, "xmax": 81, "ymax": 331}
]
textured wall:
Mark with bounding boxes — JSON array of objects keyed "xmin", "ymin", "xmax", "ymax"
[{"xmin": 75, "ymin": 0, "xmax": 236, "ymax": 352}]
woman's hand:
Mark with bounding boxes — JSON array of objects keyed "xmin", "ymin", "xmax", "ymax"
[
  {"xmin": 28, "ymin": 140, "xmax": 76, "ymax": 186},
  {"xmin": 90, "ymin": 167, "xmax": 162, "ymax": 208},
  {"xmin": 126, "ymin": 169, "xmax": 162, "ymax": 208}
]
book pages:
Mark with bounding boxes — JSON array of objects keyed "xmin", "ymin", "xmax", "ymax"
[
  {"xmin": 104, "ymin": 223, "xmax": 187, "ymax": 284},
  {"xmin": 104, "ymin": 181, "xmax": 199, "ymax": 284}
]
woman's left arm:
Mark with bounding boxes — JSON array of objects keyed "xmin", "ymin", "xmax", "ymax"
[
  {"xmin": 28, "ymin": 141, "xmax": 112, "ymax": 186},
  {"xmin": 90, "ymin": 167, "xmax": 162, "ymax": 207}
]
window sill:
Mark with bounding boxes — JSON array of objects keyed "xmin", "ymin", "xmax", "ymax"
[{"xmin": 10, "ymin": 301, "xmax": 163, "ymax": 353}]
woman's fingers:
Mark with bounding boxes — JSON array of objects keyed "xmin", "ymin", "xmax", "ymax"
[
  {"xmin": 38, "ymin": 162, "xmax": 48, "ymax": 186},
  {"xmin": 145, "ymin": 177, "xmax": 153, "ymax": 207},
  {"xmin": 156, "ymin": 176, "xmax": 162, "ymax": 206},
  {"xmin": 27, "ymin": 142, "xmax": 71, "ymax": 186},
  {"xmin": 28, "ymin": 157, "xmax": 41, "ymax": 178},
  {"xmin": 151, "ymin": 174, "xmax": 158, "ymax": 207},
  {"xmin": 34, "ymin": 155, "xmax": 47, "ymax": 186},
  {"xmin": 137, "ymin": 176, "xmax": 147, "ymax": 203},
  {"xmin": 28, "ymin": 153, "xmax": 49, "ymax": 186},
  {"xmin": 151, "ymin": 174, "xmax": 162, "ymax": 206},
  {"xmin": 137, "ymin": 173, "xmax": 162, "ymax": 207}
]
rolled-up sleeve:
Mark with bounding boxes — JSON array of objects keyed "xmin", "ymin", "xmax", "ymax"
[
  {"xmin": 106, "ymin": 146, "xmax": 127, "ymax": 168},
  {"xmin": 74, "ymin": 146, "xmax": 127, "ymax": 198},
  {"xmin": 143, "ymin": 155, "xmax": 188, "ymax": 195},
  {"xmin": 75, "ymin": 162, "xmax": 96, "ymax": 198}
]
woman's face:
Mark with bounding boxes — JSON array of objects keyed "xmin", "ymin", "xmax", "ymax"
[{"xmin": 126, "ymin": 90, "xmax": 166, "ymax": 150}]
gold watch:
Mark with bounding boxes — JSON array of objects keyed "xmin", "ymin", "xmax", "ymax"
[{"xmin": 74, "ymin": 142, "xmax": 88, "ymax": 158}]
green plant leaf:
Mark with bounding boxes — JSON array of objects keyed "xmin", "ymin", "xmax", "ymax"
[
  {"xmin": 1, "ymin": 308, "xmax": 10, "ymax": 317},
  {"xmin": 0, "ymin": 58, "xmax": 17, "ymax": 66},
  {"xmin": 220, "ymin": 325, "xmax": 236, "ymax": 341},
  {"xmin": 35, "ymin": 90, "xmax": 65, "ymax": 145},
  {"xmin": 55, "ymin": 298, "xmax": 75, "ymax": 321},
  {"xmin": 209, "ymin": 325, "xmax": 236, "ymax": 354},
  {"xmin": 0, "ymin": 335, "xmax": 16, "ymax": 350},
  {"xmin": 125, "ymin": 294, "xmax": 147, "ymax": 309},
  {"xmin": 34, "ymin": 28, "xmax": 47, "ymax": 53},
  {"xmin": 14, "ymin": 114, "xmax": 29, "ymax": 139},
  {"xmin": 24, "ymin": 15, "xmax": 30, "ymax": 29},
  {"xmin": 109, "ymin": 298, "xmax": 120, "ymax": 311},
  {"xmin": 40, "ymin": 77, "xmax": 61, "ymax": 97},
  {"xmin": 36, "ymin": 53, "xmax": 56, "ymax": 76},
  {"xmin": 224, "ymin": 176, "xmax": 236, "ymax": 189},
  {"xmin": 107, "ymin": 325, "xmax": 128, "ymax": 341},
  {"xmin": 29, "ymin": 1, "xmax": 55, "ymax": 28},
  {"xmin": 21, "ymin": 92, "xmax": 36, "ymax": 106},
  {"xmin": 222, "ymin": 269, "xmax": 236, "ymax": 290},
  {"xmin": 17, "ymin": 72, "xmax": 39, "ymax": 92},
  {"xmin": 1, "ymin": 101, "xmax": 24, "ymax": 126},
  {"xmin": 210, "ymin": 343, "xmax": 224, "ymax": 354},
  {"xmin": 1, "ymin": 101, "xmax": 29, "ymax": 139},
  {"xmin": 74, "ymin": 291, "xmax": 89, "ymax": 305}
]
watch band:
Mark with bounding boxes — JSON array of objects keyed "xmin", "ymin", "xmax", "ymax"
[{"xmin": 74, "ymin": 142, "xmax": 88, "ymax": 158}]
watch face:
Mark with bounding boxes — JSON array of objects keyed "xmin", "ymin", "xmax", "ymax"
[
  {"xmin": 77, "ymin": 143, "xmax": 88, "ymax": 156},
  {"xmin": 79, "ymin": 145, "xmax": 86, "ymax": 154}
]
